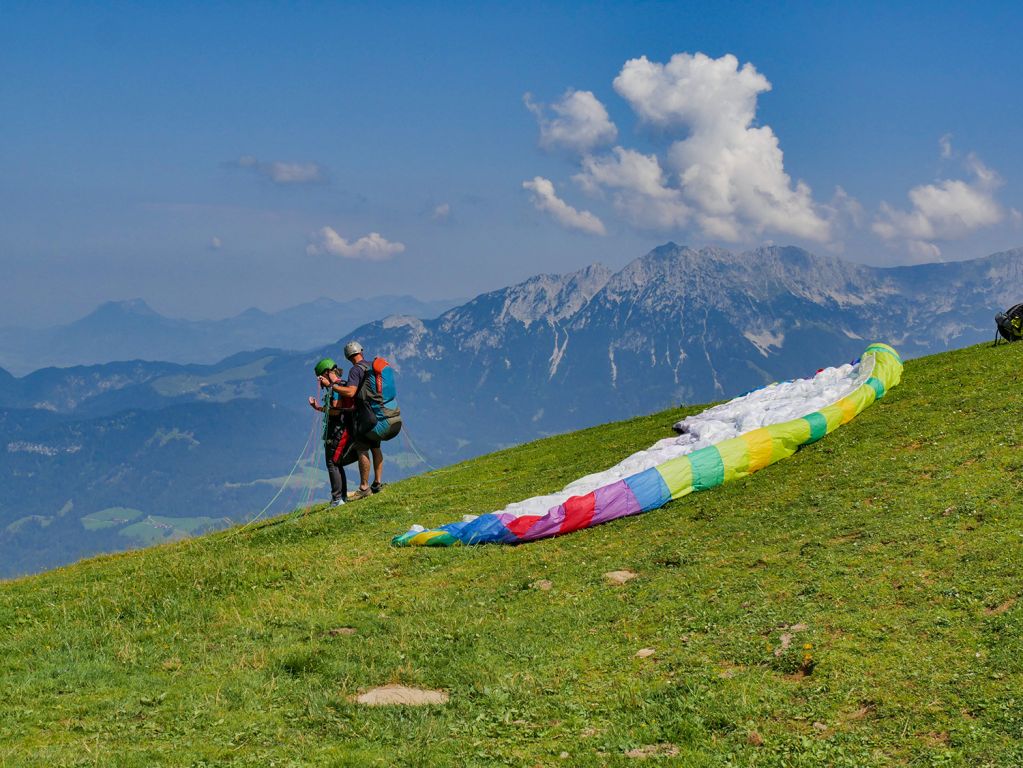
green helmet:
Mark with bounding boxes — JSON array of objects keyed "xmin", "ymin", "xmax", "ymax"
[{"xmin": 314, "ymin": 358, "xmax": 337, "ymax": 377}]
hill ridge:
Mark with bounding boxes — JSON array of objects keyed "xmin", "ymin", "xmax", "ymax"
[{"xmin": 2, "ymin": 342, "xmax": 1022, "ymax": 765}]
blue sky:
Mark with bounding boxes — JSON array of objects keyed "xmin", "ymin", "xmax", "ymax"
[{"xmin": 2, "ymin": 1, "xmax": 1021, "ymax": 326}]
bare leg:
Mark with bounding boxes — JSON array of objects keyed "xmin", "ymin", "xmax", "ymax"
[
  {"xmin": 357, "ymin": 450, "xmax": 371, "ymax": 490},
  {"xmin": 372, "ymin": 445, "xmax": 383, "ymax": 485}
]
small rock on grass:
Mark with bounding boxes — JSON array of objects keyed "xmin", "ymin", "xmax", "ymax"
[
  {"xmin": 604, "ymin": 570, "xmax": 638, "ymax": 585},
  {"xmin": 635, "ymin": 648, "xmax": 656, "ymax": 658},
  {"xmin": 326, "ymin": 627, "xmax": 357, "ymax": 637},
  {"xmin": 352, "ymin": 684, "xmax": 449, "ymax": 706},
  {"xmin": 531, "ymin": 579, "xmax": 553, "ymax": 591}
]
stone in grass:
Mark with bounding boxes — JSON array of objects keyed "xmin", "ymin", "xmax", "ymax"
[
  {"xmin": 604, "ymin": 570, "xmax": 638, "ymax": 585},
  {"xmin": 352, "ymin": 685, "xmax": 449, "ymax": 706},
  {"xmin": 635, "ymin": 648, "xmax": 656, "ymax": 659},
  {"xmin": 531, "ymin": 579, "xmax": 553, "ymax": 591}
]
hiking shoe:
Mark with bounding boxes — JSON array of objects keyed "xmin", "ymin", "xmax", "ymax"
[
  {"xmin": 329, "ymin": 498, "xmax": 346, "ymax": 508},
  {"xmin": 371, "ymin": 482, "xmax": 385, "ymax": 494},
  {"xmin": 348, "ymin": 487, "xmax": 372, "ymax": 501}
]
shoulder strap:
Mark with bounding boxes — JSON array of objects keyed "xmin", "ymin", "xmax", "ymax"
[{"xmin": 354, "ymin": 361, "xmax": 373, "ymax": 399}]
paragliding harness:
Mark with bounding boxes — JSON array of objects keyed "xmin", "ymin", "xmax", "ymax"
[
  {"xmin": 993, "ymin": 303, "xmax": 1023, "ymax": 345},
  {"xmin": 322, "ymin": 389, "xmax": 359, "ymax": 466},
  {"xmin": 352, "ymin": 357, "xmax": 402, "ymax": 442}
]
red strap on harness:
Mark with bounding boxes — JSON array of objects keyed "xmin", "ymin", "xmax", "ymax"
[{"xmin": 332, "ymin": 430, "xmax": 350, "ymax": 463}]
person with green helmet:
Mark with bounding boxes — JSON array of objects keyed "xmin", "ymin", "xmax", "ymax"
[
  {"xmin": 308, "ymin": 357, "xmax": 349, "ymax": 507},
  {"xmin": 320, "ymin": 340, "xmax": 394, "ymax": 500}
]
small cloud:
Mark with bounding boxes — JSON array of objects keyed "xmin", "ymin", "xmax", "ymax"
[
  {"xmin": 1011, "ymin": 208, "xmax": 1023, "ymax": 225},
  {"xmin": 266, "ymin": 162, "xmax": 324, "ymax": 184},
  {"xmin": 307, "ymin": 227, "xmax": 405, "ymax": 261},
  {"xmin": 939, "ymin": 133, "xmax": 953, "ymax": 159},
  {"xmin": 522, "ymin": 176, "xmax": 606, "ymax": 235},
  {"xmin": 820, "ymin": 187, "xmax": 864, "ymax": 253},
  {"xmin": 524, "ymin": 89, "xmax": 617, "ymax": 154},
  {"xmin": 210, "ymin": 236, "xmax": 222, "ymax": 250},
  {"xmin": 873, "ymin": 152, "xmax": 1006, "ymax": 259},
  {"xmin": 908, "ymin": 240, "xmax": 942, "ymax": 260},
  {"xmin": 432, "ymin": 203, "xmax": 451, "ymax": 221},
  {"xmin": 228, "ymin": 155, "xmax": 326, "ymax": 185}
]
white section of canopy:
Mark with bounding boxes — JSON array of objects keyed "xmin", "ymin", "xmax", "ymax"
[{"xmin": 481, "ymin": 355, "xmax": 873, "ymax": 521}]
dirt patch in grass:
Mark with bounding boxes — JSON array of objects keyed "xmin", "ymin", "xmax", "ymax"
[
  {"xmin": 604, "ymin": 570, "xmax": 638, "ymax": 585},
  {"xmin": 326, "ymin": 626, "xmax": 357, "ymax": 637},
  {"xmin": 841, "ymin": 703, "xmax": 876, "ymax": 722},
  {"xmin": 985, "ymin": 598, "xmax": 1016, "ymax": 615},
  {"xmin": 352, "ymin": 684, "xmax": 449, "ymax": 706},
  {"xmin": 625, "ymin": 743, "xmax": 679, "ymax": 759}
]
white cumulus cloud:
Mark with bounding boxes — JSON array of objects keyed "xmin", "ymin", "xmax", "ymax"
[
  {"xmin": 523, "ymin": 177, "xmax": 606, "ymax": 235},
  {"xmin": 432, "ymin": 202, "xmax": 451, "ymax": 221},
  {"xmin": 575, "ymin": 147, "xmax": 690, "ymax": 230},
  {"xmin": 524, "ymin": 90, "xmax": 618, "ymax": 154},
  {"xmin": 614, "ymin": 52, "xmax": 769, "ymax": 132},
  {"xmin": 307, "ymin": 227, "xmax": 406, "ymax": 260},
  {"xmin": 610, "ymin": 52, "xmax": 830, "ymax": 242},
  {"xmin": 873, "ymin": 154, "xmax": 1006, "ymax": 259},
  {"xmin": 525, "ymin": 52, "xmax": 832, "ymax": 244}
]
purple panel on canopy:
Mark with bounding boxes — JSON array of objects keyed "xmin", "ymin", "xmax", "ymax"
[
  {"xmin": 590, "ymin": 480, "xmax": 642, "ymax": 525},
  {"xmin": 516, "ymin": 503, "xmax": 567, "ymax": 541}
]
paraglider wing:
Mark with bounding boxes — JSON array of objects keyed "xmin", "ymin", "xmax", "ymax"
[{"xmin": 393, "ymin": 343, "xmax": 903, "ymax": 547}]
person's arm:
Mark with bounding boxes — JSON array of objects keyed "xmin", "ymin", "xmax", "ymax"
[
  {"xmin": 323, "ymin": 367, "xmax": 362, "ymax": 397},
  {"xmin": 308, "ymin": 396, "xmax": 324, "ymax": 412},
  {"xmin": 317, "ymin": 373, "xmax": 357, "ymax": 398}
]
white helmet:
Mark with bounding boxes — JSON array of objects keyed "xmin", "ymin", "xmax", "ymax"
[{"xmin": 343, "ymin": 340, "xmax": 364, "ymax": 360}]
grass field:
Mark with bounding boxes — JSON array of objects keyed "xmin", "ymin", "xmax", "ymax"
[
  {"xmin": 117, "ymin": 515, "xmax": 223, "ymax": 546},
  {"xmin": 2, "ymin": 343, "xmax": 1022, "ymax": 766},
  {"xmin": 80, "ymin": 508, "xmax": 144, "ymax": 531}
]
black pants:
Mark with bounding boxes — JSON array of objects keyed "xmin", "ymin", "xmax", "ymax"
[{"xmin": 325, "ymin": 445, "xmax": 348, "ymax": 501}]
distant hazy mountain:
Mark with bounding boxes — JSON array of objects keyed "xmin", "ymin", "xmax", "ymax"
[
  {"xmin": 2, "ymin": 243, "xmax": 1020, "ymax": 577},
  {"xmin": 0, "ymin": 295, "xmax": 461, "ymax": 375}
]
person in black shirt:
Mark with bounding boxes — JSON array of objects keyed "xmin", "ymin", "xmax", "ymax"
[{"xmin": 322, "ymin": 341, "xmax": 384, "ymax": 500}]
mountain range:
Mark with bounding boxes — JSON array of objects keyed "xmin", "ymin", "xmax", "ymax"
[
  {"xmin": 0, "ymin": 295, "xmax": 461, "ymax": 375},
  {"xmin": 2, "ymin": 243, "xmax": 1020, "ymax": 577}
]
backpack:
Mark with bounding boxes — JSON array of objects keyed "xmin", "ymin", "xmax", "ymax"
[
  {"xmin": 353, "ymin": 358, "xmax": 401, "ymax": 436},
  {"xmin": 994, "ymin": 303, "xmax": 1023, "ymax": 344}
]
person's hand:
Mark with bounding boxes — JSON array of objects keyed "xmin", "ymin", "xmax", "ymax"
[
  {"xmin": 318, "ymin": 375, "xmax": 330, "ymax": 388},
  {"xmin": 308, "ymin": 396, "xmax": 318, "ymax": 409}
]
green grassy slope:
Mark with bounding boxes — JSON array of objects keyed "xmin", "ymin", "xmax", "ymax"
[{"xmin": 2, "ymin": 343, "xmax": 1022, "ymax": 767}]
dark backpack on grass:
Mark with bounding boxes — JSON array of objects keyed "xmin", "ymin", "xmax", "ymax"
[{"xmin": 994, "ymin": 303, "xmax": 1023, "ymax": 344}]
